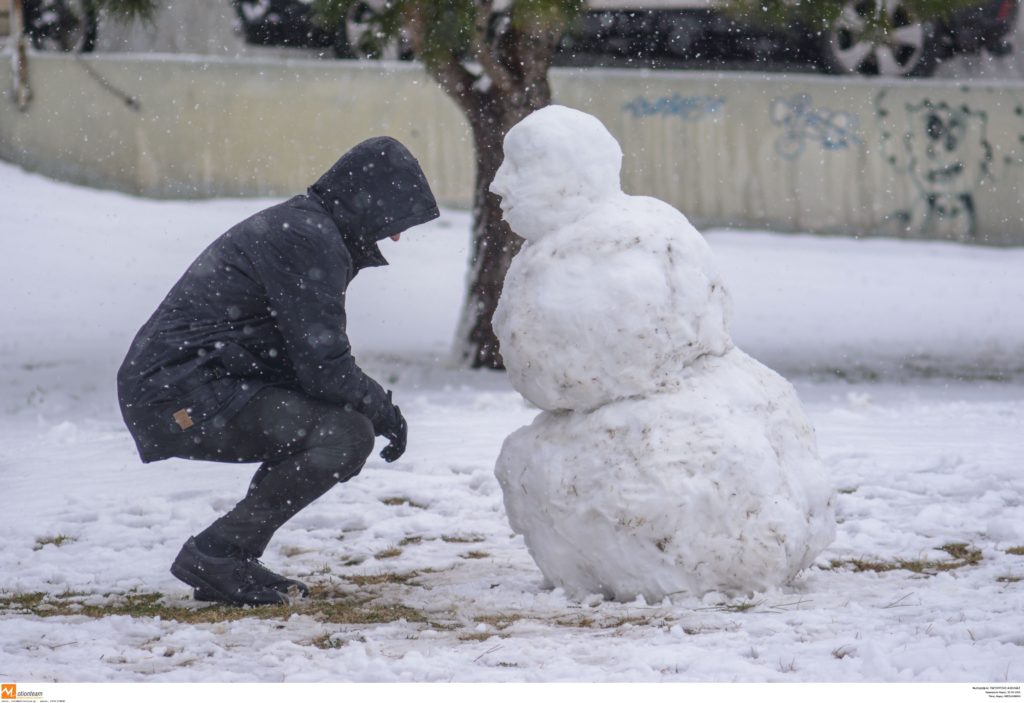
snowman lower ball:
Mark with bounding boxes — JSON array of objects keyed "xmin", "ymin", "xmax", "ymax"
[
  {"xmin": 491, "ymin": 105, "xmax": 835, "ymax": 601},
  {"xmin": 496, "ymin": 350, "xmax": 835, "ymax": 601}
]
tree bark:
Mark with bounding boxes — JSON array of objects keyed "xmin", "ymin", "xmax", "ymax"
[
  {"xmin": 456, "ymin": 96, "xmax": 527, "ymax": 369},
  {"xmin": 12, "ymin": 0, "xmax": 32, "ymax": 110}
]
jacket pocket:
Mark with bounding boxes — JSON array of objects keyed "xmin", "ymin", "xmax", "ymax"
[{"xmin": 164, "ymin": 377, "xmax": 236, "ymax": 433}]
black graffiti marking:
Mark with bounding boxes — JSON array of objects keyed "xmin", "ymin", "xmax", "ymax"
[{"xmin": 877, "ymin": 90, "xmax": 994, "ymax": 240}]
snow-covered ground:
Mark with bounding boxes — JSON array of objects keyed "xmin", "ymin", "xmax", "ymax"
[{"xmin": 1, "ymin": 160, "xmax": 1023, "ymax": 682}]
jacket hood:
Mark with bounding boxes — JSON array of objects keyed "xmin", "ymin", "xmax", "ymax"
[{"xmin": 309, "ymin": 136, "xmax": 440, "ymax": 268}]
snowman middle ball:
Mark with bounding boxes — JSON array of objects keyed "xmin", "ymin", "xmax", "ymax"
[{"xmin": 493, "ymin": 197, "xmax": 733, "ymax": 412}]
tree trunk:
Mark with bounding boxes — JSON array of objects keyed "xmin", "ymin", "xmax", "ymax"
[
  {"xmin": 453, "ymin": 97, "xmax": 530, "ymax": 369},
  {"xmin": 11, "ymin": 0, "xmax": 32, "ymax": 110}
]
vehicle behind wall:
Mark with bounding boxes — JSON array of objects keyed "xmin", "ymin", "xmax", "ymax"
[
  {"xmin": 562, "ymin": 0, "xmax": 1019, "ymax": 77},
  {"xmin": 21, "ymin": 0, "xmax": 98, "ymax": 52},
  {"xmin": 228, "ymin": 0, "xmax": 1019, "ymax": 78}
]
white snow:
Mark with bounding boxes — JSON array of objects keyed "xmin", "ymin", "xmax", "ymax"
[
  {"xmin": 491, "ymin": 106, "xmax": 833, "ymax": 601},
  {"xmin": 497, "ymin": 349, "xmax": 836, "ymax": 601},
  {"xmin": 2, "ymin": 160, "xmax": 1024, "ymax": 682}
]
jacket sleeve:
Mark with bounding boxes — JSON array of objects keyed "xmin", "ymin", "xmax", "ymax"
[{"xmin": 256, "ymin": 223, "xmax": 392, "ymax": 432}]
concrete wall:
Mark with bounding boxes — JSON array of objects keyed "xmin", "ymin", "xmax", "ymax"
[
  {"xmin": 2, "ymin": 53, "xmax": 1023, "ymax": 245},
  {"xmin": 559, "ymin": 69, "xmax": 1024, "ymax": 245},
  {"xmin": 0, "ymin": 55, "xmax": 475, "ymax": 206}
]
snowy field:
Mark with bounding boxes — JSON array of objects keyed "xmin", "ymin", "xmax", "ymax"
[{"xmin": 1, "ymin": 160, "xmax": 1023, "ymax": 682}]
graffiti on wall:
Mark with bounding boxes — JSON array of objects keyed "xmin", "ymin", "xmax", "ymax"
[
  {"xmin": 622, "ymin": 94, "xmax": 726, "ymax": 121},
  {"xmin": 769, "ymin": 94, "xmax": 861, "ymax": 160},
  {"xmin": 876, "ymin": 90, "xmax": 994, "ymax": 240}
]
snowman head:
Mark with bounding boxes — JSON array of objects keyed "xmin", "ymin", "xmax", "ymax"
[{"xmin": 491, "ymin": 105, "xmax": 623, "ymax": 241}]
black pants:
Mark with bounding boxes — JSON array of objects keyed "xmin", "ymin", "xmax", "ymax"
[{"xmin": 172, "ymin": 387, "xmax": 375, "ymax": 558}]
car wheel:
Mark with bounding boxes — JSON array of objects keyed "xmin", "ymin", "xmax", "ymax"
[
  {"xmin": 336, "ymin": 1, "xmax": 411, "ymax": 60},
  {"xmin": 820, "ymin": 0, "xmax": 939, "ymax": 77},
  {"xmin": 233, "ymin": 0, "xmax": 271, "ymax": 45},
  {"xmin": 25, "ymin": 0, "xmax": 97, "ymax": 52}
]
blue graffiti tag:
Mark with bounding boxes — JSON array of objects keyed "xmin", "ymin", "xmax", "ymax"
[
  {"xmin": 770, "ymin": 94, "xmax": 861, "ymax": 160},
  {"xmin": 623, "ymin": 94, "xmax": 726, "ymax": 121}
]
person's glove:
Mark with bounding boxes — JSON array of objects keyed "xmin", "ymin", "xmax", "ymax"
[{"xmin": 378, "ymin": 391, "xmax": 407, "ymax": 463}]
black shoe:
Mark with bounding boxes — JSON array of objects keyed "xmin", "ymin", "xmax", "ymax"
[
  {"xmin": 170, "ymin": 537, "xmax": 290, "ymax": 606},
  {"xmin": 193, "ymin": 557, "xmax": 309, "ymax": 602}
]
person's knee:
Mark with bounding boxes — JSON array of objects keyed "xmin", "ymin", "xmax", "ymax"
[
  {"xmin": 306, "ymin": 409, "xmax": 375, "ymax": 482},
  {"xmin": 344, "ymin": 412, "xmax": 375, "ymax": 466}
]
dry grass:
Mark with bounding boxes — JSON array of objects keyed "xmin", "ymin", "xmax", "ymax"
[
  {"xmin": 311, "ymin": 633, "xmax": 346, "ymax": 649},
  {"xmin": 831, "ymin": 543, "xmax": 982, "ymax": 575},
  {"xmin": 33, "ymin": 534, "xmax": 76, "ymax": 551},
  {"xmin": 380, "ymin": 497, "xmax": 428, "ymax": 510},
  {"xmin": 1006, "ymin": 546, "xmax": 1024, "ymax": 556},
  {"xmin": 442, "ymin": 535, "xmax": 486, "ymax": 544},
  {"xmin": 0, "ymin": 589, "xmax": 431, "ymax": 626},
  {"xmin": 374, "ymin": 546, "xmax": 403, "ymax": 560},
  {"xmin": 342, "ymin": 570, "xmax": 430, "ymax": 587}
]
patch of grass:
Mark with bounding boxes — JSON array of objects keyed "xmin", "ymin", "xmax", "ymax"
[
  {"xmin": 778, "ymin": 657, "xmax": 798, "ymax": 673},
  {"xmin": 462, "ymin": 551, "xmax": 490, "ymax": 560},
  {"xmin": 0, "ymin": 589, "xmax": 432, "ymax": 626},
  {"xmin": 996, "ymin": 576, "xmax": 1022, "ymax": 583},
  {"xmin": 33, "ymin": 534, "xmax": 76, "ymax": 551},
  {"xmin": 311, "ymin": 634, "xmax": 346, "ymax": 650},
  {"xmin": 317, "ymin": 600, "xmax": 428, "ymax": 625},
  {"xmin": 279, "ymin": 546, "xmax": 313, "ymax": 558},
  {"xmin": 552, "ymin": 614, "xmax": 654, "ymax": 629},
  {"xmin": 695, "ymin": 599, "xmax": 761, "ymax": 613},
  {"xmin": 941, "ymin": 543, "xmax": 982, "ymax": 563},
  {"xmin": 473, "ymin": 614, "xmax": 522, "ymax": 630},
  {"xmin": 399, "ymin": 536, "xmax": 423, "ymax": 547},
  {"xmin": 830, "ymin": 542, "xmax": 983, "ymax": 575},
  {"xmin": 721, "ymin": 600, "xmax": 760, "ymax": 613},
  {"xmin": 441, "ymin": 535, "xmax": 485, "ymax": 544},
  {"xmin": 381, "ymin": 497, "xmax": 428, "ymax": 510},
  {"xmin": 837, "ymin": 487, "xmax": 858, "ymax": 495},
  {"xmin": 1006, "ymin": 546, "xmax": 1024, "ymax": 556},
  {"xmin": 0, "ymin": 592, "xmax": 47, "ymax": 612},
  {"xmin": 374, "ymin": 547, "xmax": 403, "ymax": 560},
  {"xmin": 342, "ymin": 570, "xmax": 427, "ymax": 587}
]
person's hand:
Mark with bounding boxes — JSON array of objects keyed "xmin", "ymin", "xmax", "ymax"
[{"xmin": 379, "ymin": 392, "xmax": 407, "ymax": 463}]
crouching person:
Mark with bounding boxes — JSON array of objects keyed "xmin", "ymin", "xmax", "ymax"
[{"xmin": 117, "ymin": 137, "xmax": 439, "ymax": 606}]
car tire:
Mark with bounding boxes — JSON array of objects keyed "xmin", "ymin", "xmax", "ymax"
[
  {"xmin": 819, "ymin": 0, "xmax": 939, "ymax": 77},
  {"xmin": 26, "ymin": 0, "xmax": 97, "ymax": 53},
  {"xmin": 233, "ymin": 0, "xmax": 271, "ymax": 46},
  {"xmin": 335, "ymin": 1, "xmax": 412, "ymax": 60}
]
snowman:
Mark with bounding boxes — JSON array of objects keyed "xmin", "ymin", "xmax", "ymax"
[{"xmin": 491, "ymin": 106, "xmax": 835, "ymax": 602}]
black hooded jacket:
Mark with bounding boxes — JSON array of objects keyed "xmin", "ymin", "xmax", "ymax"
[{"xmin": 117, "ymin": 137, "xmax": 439, "ymax": 463}]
